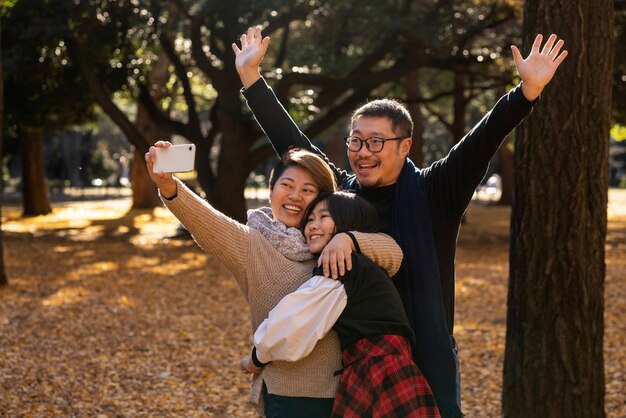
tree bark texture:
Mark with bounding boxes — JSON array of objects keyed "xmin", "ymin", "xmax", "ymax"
[
  {"xmin": 19, "ymin": 126, "xmax": 52, "ymax": 217},
  {"xmin": 0, "ymin": 18, "xmax": 7, "ymax": 286},
  {"xmin": 130, "ymin": 44, "xmax": 172, "ymax": 210},
  {"xmin": 503, "ymin": 1, "xmax": 613, "ymax": 417},
  {"xmin": 497, "ymin": 141, "xmax": 514, "ymax": 205}
]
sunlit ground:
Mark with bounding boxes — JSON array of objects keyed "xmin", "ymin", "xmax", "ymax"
[{"xmin": 0, "ymin": 190, "xmax": 624, "ymax": 417}]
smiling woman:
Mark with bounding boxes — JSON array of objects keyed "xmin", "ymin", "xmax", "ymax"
[{"xmin": 267, "ymin": 149, "xmax": 337, "ymax": 228}]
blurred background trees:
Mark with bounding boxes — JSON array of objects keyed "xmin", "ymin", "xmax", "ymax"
[
  {"xmin": 2, "ymin": 0, "xmax": 624, "ymax": 220},
  {"xmin": 0, "ymin": 0, "xmax": 541, "ymax": 220}
]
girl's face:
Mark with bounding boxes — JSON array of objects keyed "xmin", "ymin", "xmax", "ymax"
[
  {"xmin": 269, "ymin": 166, "xmax": 320, "ymax": 227},
  {"xmin": 304, "ymin": 200, "xmax": 336, "ymax": 254}
]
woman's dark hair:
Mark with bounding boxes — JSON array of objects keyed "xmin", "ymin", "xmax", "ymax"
[
  {"xmin": 268, "ymin": 148, "xmax": 337, "ymax": 193},
  {"xmin": 301, "ymin": 191, "xmax": 380, "ymax": 234}
]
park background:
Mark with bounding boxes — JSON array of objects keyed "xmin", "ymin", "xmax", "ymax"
[{"xmin": 0, "ymin": 0, "xmax": 624, "ymax": 417}]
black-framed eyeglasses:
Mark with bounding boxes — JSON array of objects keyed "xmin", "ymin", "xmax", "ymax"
[{"xmin": 344, "ymin": 135, "xmax": 407, "ymax": 153}]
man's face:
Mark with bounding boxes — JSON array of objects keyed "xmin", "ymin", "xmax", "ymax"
[{"xmin": 347, "ymin": 116, "xmax": 411, "ymax": 187}]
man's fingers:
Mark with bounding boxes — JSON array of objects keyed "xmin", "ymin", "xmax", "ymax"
[
  {"xmin": 541, "ymin": 33, "xmax": 557, "ymax": 55},
  {"xmin": 254, "ymin": 26, "xmax": 262, "ymax": 44},
  {"xmin": 531, "ymin": 34, "xmax": 543, "ymax": 53},
  {"xmin": 261, "ymin": 36, "xmax": 270, "ymax": 53},
  {"xmin": 549, "ymin": 39, "xmax": 565, "ymax": 60},
  {"xmin": 553, "ymin": 50, "xmax": 568, "ymax": 67},
  {"xmin": 511, "ymin": 45, "xmax": 523, "ymax": 67},
  {"xmin": 231, "ymin": 42, "xmax": 241, "ymax": 54}
]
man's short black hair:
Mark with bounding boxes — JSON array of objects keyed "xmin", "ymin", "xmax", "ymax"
[{"xmin": 351, "ymin": 98, "xmax": 413, "ymax": 138}]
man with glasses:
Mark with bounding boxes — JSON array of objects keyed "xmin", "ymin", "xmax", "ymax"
[{"xmin": 233, "ymin": 27, "xmax": 567, "ymax": 418}]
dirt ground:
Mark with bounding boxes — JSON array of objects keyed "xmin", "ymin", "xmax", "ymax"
[{"xmin": 0, "ymin": 190, "xmax": 624, "ymax": 417}]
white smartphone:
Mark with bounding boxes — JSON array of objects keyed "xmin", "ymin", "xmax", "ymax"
[{"xmin": 153, "ymin": 144, "xmax": 196, "ymax": 173}]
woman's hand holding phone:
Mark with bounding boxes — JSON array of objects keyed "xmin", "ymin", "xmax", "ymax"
[{"xmin": 145, "ymin": 141, "xmax": 178, "ymax": 199}]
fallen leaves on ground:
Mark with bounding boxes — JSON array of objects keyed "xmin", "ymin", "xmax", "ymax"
[{"xmin": 0, "ymin": 191, "xmax": 624, "ymax": 417}]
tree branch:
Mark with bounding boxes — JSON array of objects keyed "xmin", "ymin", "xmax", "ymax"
[
  {"xmin": 158, "ymin": 31, "xmax": 201, "ymax": 131},
  {"xmin": 422, "ymin": 102, "xmax": 453, "ymax": 132},
  {"xmin": 64, "ymin": 37, "xmax": 150, "ymax": 154},
  {"xmin": 138, "ymin": 84, "xmax": 190, "ymax": 138}
]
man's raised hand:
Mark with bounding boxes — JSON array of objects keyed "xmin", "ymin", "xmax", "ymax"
[
  {"xmin": 512, "ymin": 34, "xmax": 568, "ymax": 101},
  {"xmin": 231, "ymin": 26, "xmax": 270, "ymax": 89}
]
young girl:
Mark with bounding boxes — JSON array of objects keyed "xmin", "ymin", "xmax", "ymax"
[{"xmin": 242, "ymin": 191, "xmax": 441, "ymax": 418}]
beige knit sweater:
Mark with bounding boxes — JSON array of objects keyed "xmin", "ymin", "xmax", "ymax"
[{"xmin": 163, "ymin": 179, "xmax": 403, "ymax": 408}]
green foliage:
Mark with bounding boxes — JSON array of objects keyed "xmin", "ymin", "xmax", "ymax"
[
  {"xmin": 0, "ymin": 0, "xmax": 16, "ymax": 16},
  {"xmin": 611, "ymin": 124, "xmax": 626, "ymax": 141},
  {"xmin": 2, "ymin": 0, "xmax": 94, "ymax": 129}
]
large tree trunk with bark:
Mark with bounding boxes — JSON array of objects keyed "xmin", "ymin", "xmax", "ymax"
[
  {"xmin": 131, "ymin": 103, "xmax": 163, "ymax": 209},
  {"xmin": 210, "ymin": 111, "xmax": 254, "ymax": 223},
  {"xmin": 497, "ymin": 139, "xmax": 514, "ymax": 205},
  {"xmin": 130, "ymin": 44, "xmax": 172, "ymax": 209},
  {"xmin": 19, "ymin": 126, "xmax": 52, "ymax": 216},
  {"xmin": 0, "ymin": 19, "xmax": 7, "ymax": 287},
  {"xmin": 503, "ymin": 1, "xmax": 613, "ymax": 417}
]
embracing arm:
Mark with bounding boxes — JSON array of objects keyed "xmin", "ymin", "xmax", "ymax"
[
  {"xmin": 253, "ymin": 275, "xmax": 347, "ymax": 364},
  {"xmin": 318, "ymin": 232, "xmax": 403, "ymax": 279}
]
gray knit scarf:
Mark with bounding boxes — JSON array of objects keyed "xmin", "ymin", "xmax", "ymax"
[{"xmin": 246, "ymin": 207, "xmax": 313, "ymax": 262}]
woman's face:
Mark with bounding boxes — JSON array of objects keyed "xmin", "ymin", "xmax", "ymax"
[
  {"xmin": 304, "ymin": 200, "xmax": 336, "ymax": 254},
  {"xmin": 269, "ymin": 166, "xmax": 320, "ymax": 227}
]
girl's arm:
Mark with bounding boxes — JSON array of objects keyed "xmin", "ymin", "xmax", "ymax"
[
  {"xmin": 252, "ymin": 275, "xmax": 347, "ymax": 364},
  {"xmin": 319, "ymin": 232, "xmax": 403, "ymax": 279}
]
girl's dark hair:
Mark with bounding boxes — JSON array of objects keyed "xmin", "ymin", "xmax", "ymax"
[{"xmin": 301, "ymin": 191, "xmax": 380, "ymax": 234}]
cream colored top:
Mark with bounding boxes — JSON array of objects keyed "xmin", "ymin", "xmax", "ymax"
[{"xmin": 162, "ymin": 179, "xmax": 403, "ymax": 409}]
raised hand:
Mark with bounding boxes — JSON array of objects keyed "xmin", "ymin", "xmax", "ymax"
[
  {"xmin": 144, "ymin": 141, "xmax": 178, "ymax": 198},
  {"xmin": 231, "ymin": 26, "xmax": 271, "ymax": 89},
  {"xmin": 511, "ymin": 34, "xmax": 568, "ymax": 101}
]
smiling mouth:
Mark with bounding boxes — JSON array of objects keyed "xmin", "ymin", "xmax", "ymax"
[
  {"xmin": 283, "ymin": 204, "xmax": 302, "ymax": 213},
  {"xmin": 356, "ymin": 160, "xmax": 379, "ymax": 171},
  {"xmin": 309, "ymin": 234, "xmax": 323, "ymax": 240}
]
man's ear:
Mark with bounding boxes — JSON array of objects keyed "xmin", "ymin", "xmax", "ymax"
[{"xmin": 401, "ymin": 138, "xmax": 413, "ymax": 158}]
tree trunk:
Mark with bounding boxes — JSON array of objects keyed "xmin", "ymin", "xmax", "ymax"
[
  {"xmin": 131, "ymin": 102, "xmax": 164, "ymax": 209},
  {"xmin": 503, "ymin": 1, "xmax": 613, "ymax": 417},
  {"xmin": 325, "ymin": 119, "xmax": 347, "ymax": 171},
  {"xmin": 0, "ymin": 18, "xmax": 7, "ymax": 287},
  {"xmin": 19, "ymin": 126, "xmax": 52, "ymax": 216},
  {"xmin": 130, "ymin": 146, "xmax": 161, "ymax": 209},
  {"xmin": 212, "ymin": 110, "xmax": 254, "ymax": 223},
  {"xmin": 405, "ymin": 70, "xmax": 425, "ymax": 167},
  {"xmin": 497, "ymin": 85, "xmax": 514, "ymax": 206},
  {"xmin": 497, "ymin": 139, "xmax": 514, "ymax": 205},
  {"xmin": 131, "ymin": 44, "xmax": 173, "ymax": 209},
  {"xmin": 452, "ymin": 69, "xmax": 467, "ymax": 146}
]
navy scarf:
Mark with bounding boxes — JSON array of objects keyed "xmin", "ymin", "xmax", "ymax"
[{"xmin": 347, "ymin": 159, "xmax": 462, "ymax": 418}]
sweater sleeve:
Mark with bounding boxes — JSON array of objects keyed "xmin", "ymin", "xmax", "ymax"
[
  {"xmin": 242, "ymin": 77, "xmax": 351, "ymax": 185},
  {"xmin": 253, "ymin": 275, "xmax": 347, "ymax": 364},
  {"xmin": 350, "ymin": 232, "xmax": 403, "ymax": 277},
  {"xmin": 161, "ymin": 178, "xmax": 251, "ymax": 295},
  {"xmin": 422, "ymin": 83, "xmax": 536, "ymax": 219}
]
